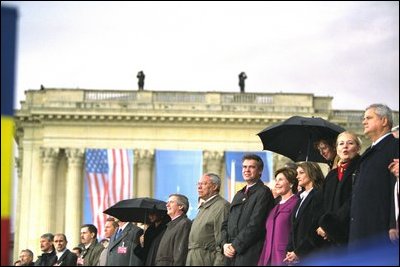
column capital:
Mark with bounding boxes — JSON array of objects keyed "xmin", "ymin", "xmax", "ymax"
[
  {"xmin": 40, "ymin": 147, "xmax": 60, "ymax": 164},
  {"xmin": 135, "ymin": 149, "xmax": 154, "ymax": 197},
  {"xmin": 15, "ymin": 156, "xmax": 23, "ymax": 179},
  {"xmin": 65, "ymin": 148, "xmax": 85, "ymax": 165},
  {"xmin": 135, "ymin": 149, "xmax": 154, "ymax": 165},
  {"xmin": 203, "ymin": 150, "xmax": 224, "ymax": 161},
  {"xmin": 203, "ymin": 150, "xmax": 224, "ymax": 175}
]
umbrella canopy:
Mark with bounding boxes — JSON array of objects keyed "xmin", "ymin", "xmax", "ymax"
[
  {"xmin": 103, "ymin": 197, "xmax": 167, "ymax": 223},
  {"xmin": 257, "ymin": 116, "xmax": 345, "ymax": 163}
]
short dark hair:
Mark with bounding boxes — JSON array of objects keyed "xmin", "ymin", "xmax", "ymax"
[
  {"xmin": 54, "ymin": 233, "xmax": 68, "ymax": 242},
  {"xmin": 72, "ymin": 246, "xmax": 82, "ymax": 253},
  {"xmin": 242, "ymin": 154, "xmax": 264, "ymax": 171},
  {"xmin": 106, "ymin": 217, "xmax": 119, "ymax": 228},
  {"xmin": 274, "ymin": 167, "xmax": 298, "ymax": 194},
  {"xmin": 81, "ymin": 224, "xmax": 98, "ymax": 239}
]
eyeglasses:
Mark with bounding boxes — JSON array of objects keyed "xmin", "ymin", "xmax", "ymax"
[{"xmin": 197, "ymin": 182, "xmax": 210, "ymax": 186}]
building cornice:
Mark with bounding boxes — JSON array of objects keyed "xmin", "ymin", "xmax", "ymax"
[{"xmin": 14, "ymin": 89, "xmax": 398, "ymax": 134}]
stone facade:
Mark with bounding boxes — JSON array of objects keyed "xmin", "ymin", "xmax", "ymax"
[{"xmin": 13, "ymin": 89, "xmax": 399, "ymax": 258}]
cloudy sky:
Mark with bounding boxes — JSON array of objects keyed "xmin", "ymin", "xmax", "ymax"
[{"xmin": 2, "ymin": 1, "xmax": 399, "ymax": 111}]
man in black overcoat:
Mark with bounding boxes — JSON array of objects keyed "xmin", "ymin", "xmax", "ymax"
[
  {"xmin": 349, "ymin": 104, "xmax": 399, "ymax": 263},
  {"xmin": 221, "ymin": 154, "xmax": 274, "ymax": 266}
]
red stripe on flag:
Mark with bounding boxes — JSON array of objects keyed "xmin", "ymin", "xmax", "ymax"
[
  {"xmin": 85, "ymin": 149, "xmax": 133, "ymax": 239},
  {"xmin": 120, "ymin": 149, "xmax": 125, "ymax": 200},
  {"xmin": 110, "ymin": 149, "xmax": 118, "ymax": 203}
]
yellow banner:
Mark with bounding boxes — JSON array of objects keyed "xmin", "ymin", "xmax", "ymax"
[{"xmin": 1, "ymin": 117, "xmax": 13, "ymax": 218}]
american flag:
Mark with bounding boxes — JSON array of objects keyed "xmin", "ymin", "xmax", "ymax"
[{"xmin": 85, "ymin": 149, "xmax": 133, "ymax": 239}]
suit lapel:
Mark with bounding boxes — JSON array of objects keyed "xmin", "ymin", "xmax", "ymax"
[
  {"xmin": 56, "ymin": 250, "xmax": 70, "ymax": 265},
  {"xmin": 361, "ymin": 134, "xmax": 394, "ymax": 161},
  {"xmin": 296, "ymin": 189, "xmax": 314, "ymax": 219},
  {"xmin": 109, "ymin": 223, "xmax": 131, "ymax": 250}
]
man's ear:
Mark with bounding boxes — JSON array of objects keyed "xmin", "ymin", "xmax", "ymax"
[{"xmin": 381, "ymin": 117, "xmax": 389, "ymax": 128}]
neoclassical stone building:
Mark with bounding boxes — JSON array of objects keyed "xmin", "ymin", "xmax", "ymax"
[{"xmin": 13, "ymin": 88, "xmax": 398, "ymax": 258}]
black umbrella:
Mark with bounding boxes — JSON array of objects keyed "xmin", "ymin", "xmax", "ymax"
[
  {"xmin": 257, "ymin": 116, "xmax": 345, "ymax": 163},
  {"xmin": 103, "ymin": 197, "xmax": 167, "ymax": 223}
]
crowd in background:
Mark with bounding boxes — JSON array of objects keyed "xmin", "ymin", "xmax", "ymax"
[{"xmin": 14, "ymin": 103, "xmax": 399, "ymax": 266}]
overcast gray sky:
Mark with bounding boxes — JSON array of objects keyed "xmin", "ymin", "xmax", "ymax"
[{"xmin": 3, "ymin": 1, "xmax": 399, "ymax": 111}]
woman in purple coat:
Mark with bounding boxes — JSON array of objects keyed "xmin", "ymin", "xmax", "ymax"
[{"xmin": 258, "ymin": 167, "xmax": 299, "ymax": 266}]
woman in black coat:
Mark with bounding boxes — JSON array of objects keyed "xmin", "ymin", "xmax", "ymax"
[
  {"xmin": 316, "ymin": 131, "xmax": 361, "ymax": 246},
  {"xmin": 284, "ymin": 161, "xmax": 325, "ymax": 265}
]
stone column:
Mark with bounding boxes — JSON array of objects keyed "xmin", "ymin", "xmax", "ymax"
[
  {"xmin": 135, "ymin": 149, "xmax": 154, "ymax": 197},
  {"xmin": 203, "ymin": 150, "xmax": 224, "ymax": 195},
  {"xmin": 40, "ymin": 147, "xmax": 59, "ymax": 234},
  {"xmin": 19, "ymin": 144, "xmax": 42, "ymax": 257},
  {"xmin": 13, "ymin": 153, "xmax": 22, "ymax": 261},
  {"xmin": 13, "ymin": 129, "xmax": 24, "ymax": 260},
  {"xmin": 65, "ymin": 148, "xmax": 84, "ymax": 248}
]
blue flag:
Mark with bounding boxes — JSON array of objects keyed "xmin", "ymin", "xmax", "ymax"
[{"xmin": 155, "ymin": 150, "xmax": 202, "ymax": 219}]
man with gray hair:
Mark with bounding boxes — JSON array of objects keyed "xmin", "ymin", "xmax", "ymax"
[
  {"xmin": 186, "ymin": 173, "xmax": 230, "ymax": 266},
  {"xmin": 155, "ymin": 194, "xmax": 192, "ymax": 265},
  {"xmin": 19, "ymin": 249, "xmax": 34, "ymax": 266},
  {"xmin": 349, "ymin": 104, "xmax": 399, "ymax": 261},
  {"xmin": 34, "ymin": 233, "xmax": 57, "ymax": 266}
]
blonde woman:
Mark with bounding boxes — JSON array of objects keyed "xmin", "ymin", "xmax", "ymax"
[{"xmin": 316, "ymin": 131, "xmax": 361, "ymax": 246}]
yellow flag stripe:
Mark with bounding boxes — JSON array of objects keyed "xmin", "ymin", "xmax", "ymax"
[{"xmin": 1, "ymin": 117, "xmax": 13, "ymax": 218}]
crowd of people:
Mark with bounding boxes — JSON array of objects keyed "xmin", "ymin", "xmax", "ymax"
[{"xmin": 14, "ymin": 103, "xmax": 399, "ymax": 266}]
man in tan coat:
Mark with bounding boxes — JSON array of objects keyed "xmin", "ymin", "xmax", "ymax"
[{"xmin": 186, "ymin": 173, "xmax": 230, "ymax": 266}]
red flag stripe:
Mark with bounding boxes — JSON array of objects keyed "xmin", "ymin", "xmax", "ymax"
[{"xmin": 85, "ymin": 149, "xmax": 133, "ymax": 239}]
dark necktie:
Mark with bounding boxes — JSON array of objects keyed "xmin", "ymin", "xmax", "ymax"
[
  {"xmin": 244, "ymin": 186, "xmax": 249, "ymax": 195},
  {"xmin": 115, "ymin": 228, "xmax": 122, "ymax": 240}
]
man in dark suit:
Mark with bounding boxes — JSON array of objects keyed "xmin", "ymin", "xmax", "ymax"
[
  {"xmin": 349, "ymin": 104, "xmax": 399, "ymax": 262},
  {"xmin": 106, "ymin": 221, "xmax": 144, "ymax": 266},
  {"xmin": 53, "ymin": 233, "xmax": 77, "ymax": 266},
  {"xmin": 155, "ymin": 194, "xmax": 192, "ymax": 266},
  {"xmin": 221, "ymin": 154, "xmax": 274, "ymax": 266}
]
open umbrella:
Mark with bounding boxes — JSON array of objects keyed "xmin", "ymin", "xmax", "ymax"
[
  {"xmin": 257, "ymin": 116, "xmax": 345, "ymax": 163},
  {"xmin": 103, "ymin": 197, "xmax": 167, "ymax": 223}
]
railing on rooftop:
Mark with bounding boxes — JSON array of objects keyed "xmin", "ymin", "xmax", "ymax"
[{"xmin": 85, "ymin": 91, "xmax": 137, "ymax": 101}]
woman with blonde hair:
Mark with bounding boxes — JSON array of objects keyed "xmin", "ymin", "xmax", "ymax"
[{"xmin": 316, "ymin": 131, "xmax": 361, "ymax": 246}]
